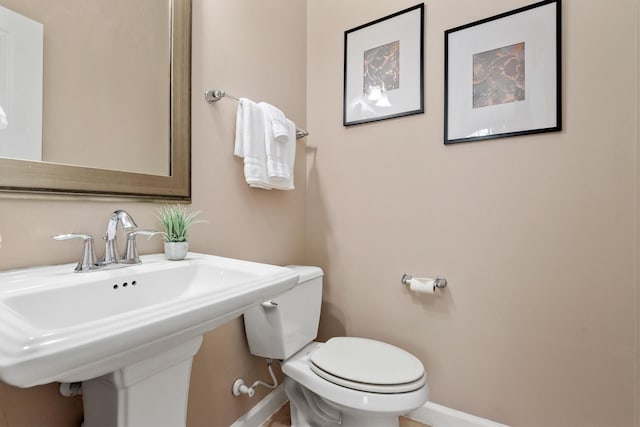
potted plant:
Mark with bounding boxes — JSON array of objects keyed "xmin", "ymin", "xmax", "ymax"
[{"xmin": 157, "ymin": 204, "xmax": 203, "ymax": 260}]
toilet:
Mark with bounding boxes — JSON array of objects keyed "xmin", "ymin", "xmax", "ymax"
[{"xmin": 243, "ymin": 266, "xmax": 428, "ymax": 427}]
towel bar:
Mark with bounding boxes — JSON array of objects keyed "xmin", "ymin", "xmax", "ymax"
[{"xmin": 204, "ymin": 89, "xmax": 309, "ymax": 140}]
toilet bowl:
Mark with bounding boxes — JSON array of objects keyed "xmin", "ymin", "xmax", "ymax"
[{"xmin": 243, "ymin": 266, "xmax": 428, "ymax": 427}]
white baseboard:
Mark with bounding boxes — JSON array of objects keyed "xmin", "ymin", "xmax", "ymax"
[
  {"xmin": 407, "ymin": 401, "xmax": 510, "ymax": 427},
  {"xmin": 230, "ymin": 385, "xmax": 288, "ymax": 427},
  {"xmin": 230, "ymin": 385, "xmax": 509, "ymax": 427}
]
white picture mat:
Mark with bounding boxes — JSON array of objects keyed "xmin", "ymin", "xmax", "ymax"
[
  {"xmin": 447, "ymin": 2, "xmax": 557, "ymax": 140},
  {"xmin": 345, "ymin": 7, "xmax": 422, "ymax": 124}
]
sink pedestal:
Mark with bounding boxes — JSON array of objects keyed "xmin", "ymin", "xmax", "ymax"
[{"xmin": 81, "ymin": 336, "xmax": 203, "ymax": 427}]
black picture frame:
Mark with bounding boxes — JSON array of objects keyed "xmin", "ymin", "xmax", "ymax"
[
  {"xmin": 444, "ymin": 0, "xmax": 561, "ymax": 144},
  {"xmin": 343, "ymin": 4, "xmax": 424, "ymax": 126}
]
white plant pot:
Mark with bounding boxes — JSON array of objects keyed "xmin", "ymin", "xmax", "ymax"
[{"xmin": 164, "ymin": 241, "xmax": 189, "ymax": 260}]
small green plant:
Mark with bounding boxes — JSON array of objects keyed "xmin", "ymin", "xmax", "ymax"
[{"xmin": 156, "ymin": 205, "xmax": 203, "ymax": 242}]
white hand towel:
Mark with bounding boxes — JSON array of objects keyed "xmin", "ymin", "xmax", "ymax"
[
  {"xmin": 267, "ymin": 119, "xmax": 297, "ymax": 190},
  {"xmin": 271, "ymin": 120, "xmax": 288, "ymax": 142},
  {"xmin": 234, "ymin": 98, "xmax": 271, "ymax": 189},
  {"xmin": 0, "ymin": 105, "xmax": 7, "ymax": 130},
  {"xmin": 233, "ymin": 99, "xmax": 246, "ymax": 157},
  {"xmin": 263, "ymin": 115, "xmax": 296, "ymax": 191},
  {"xmin": 259, "ymin": 101, "xmax": 289, "ymax": 143}
]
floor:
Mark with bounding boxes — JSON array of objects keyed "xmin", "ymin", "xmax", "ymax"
[{"xmin": 261, "ymin": 402, "xmax": 430, "ymax": 427}]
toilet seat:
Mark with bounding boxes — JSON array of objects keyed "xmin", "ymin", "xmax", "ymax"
[
  {"xmin": 282, "ymin": 342, "xmax": 429, "ymax": 415},
  {"xmin": 309, "ymin": 337, "xmax": 426, "ymax": 394}
]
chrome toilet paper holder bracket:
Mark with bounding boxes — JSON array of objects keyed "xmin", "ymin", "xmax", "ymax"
[{"xmin": 401, "ymin": 273, "xmax": 447, "ymax": 289}]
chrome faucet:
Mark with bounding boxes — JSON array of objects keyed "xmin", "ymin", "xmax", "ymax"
[
  {"xmin": 52, "ymin": 233, "xmax": 98, "ymax": 272},
  {"xmin": 102, "ymin": 210, "xmax": 137, "ymax": 265},
  {"xmin": 53, "ymin": 209, "xmax": 159, "ymax": 272}
]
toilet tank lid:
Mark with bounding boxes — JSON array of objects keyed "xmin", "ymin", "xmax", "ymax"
[{"xmin": 285, "ymin": 265, "xmax": 323, "ymax": 283}]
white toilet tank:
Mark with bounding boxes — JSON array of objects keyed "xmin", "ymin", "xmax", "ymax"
[{"xmin": 243, "ymin": 266, "xmax": 323, "ymax": 360}]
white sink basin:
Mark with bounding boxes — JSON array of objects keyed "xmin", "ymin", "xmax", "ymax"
[{"xmin": 0, "ymin": 252, "xmax": 298, "ymax": 388}]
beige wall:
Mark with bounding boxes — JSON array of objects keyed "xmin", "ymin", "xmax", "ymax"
[
  {"xmin": 0, "ymin": 0, "xmax": 306, "ymax": 426},
  {"xmin": 186, "ymin": 0, "xmax": 306, "ymax": 425},
  {"xmin": 636, "ymin": 2, "xmax": 640, "ymax": 425},
  {"xmin": 307, "ymin": 1, "xmax": 638, "ymax": 426}
]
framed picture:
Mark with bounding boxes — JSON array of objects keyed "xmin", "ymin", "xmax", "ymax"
[
  {"xmin": 343, "ymin": 4, "xmax": 424, "ymax": 126},
  {"xmin": 444, "ymin": 0, "xmax": 561, "ymax": 144}
]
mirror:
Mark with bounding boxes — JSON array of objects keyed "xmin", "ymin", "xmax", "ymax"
[{"xmin": 0, "ymin": 0, "xmax": 191, "ymax": 200}]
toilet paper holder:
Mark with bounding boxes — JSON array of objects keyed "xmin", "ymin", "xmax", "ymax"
[{"xmin": 401, "ymin": 273, "xmax": 447, "ymax": 289}]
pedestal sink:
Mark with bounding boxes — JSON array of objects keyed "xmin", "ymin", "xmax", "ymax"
[{"xmin": 0, "ymin": 253, "xmax": 299, "ymax": 426}]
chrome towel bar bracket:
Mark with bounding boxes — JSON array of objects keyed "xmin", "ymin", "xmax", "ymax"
[{"xmin": 204, "ymin": 89, "xmax": 237, "ymax": 103}]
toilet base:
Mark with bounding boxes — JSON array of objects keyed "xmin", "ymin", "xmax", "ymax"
[
  {"xmin": 285, "ymin": 377, "xmax": 401, "ymax": 427},
  {"xmin": 286, "ymin": 377, "xmax": 341, "ymax": 427}
]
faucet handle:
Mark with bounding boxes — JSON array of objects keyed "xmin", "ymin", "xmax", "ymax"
[
  {"xmin": 122, "ymin": 230, "xmax": 161, "ymax": 265},
  {"xmin": 52, "ymin": 233, "xmax": 98, "ymax": 272}
]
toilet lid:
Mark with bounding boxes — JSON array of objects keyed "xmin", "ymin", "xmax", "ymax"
[{"xmin": 309, "ymin": 337, "xmax": 426, "ymax": 393}]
